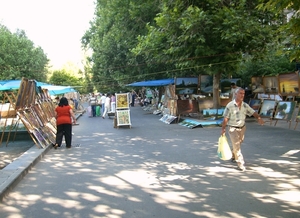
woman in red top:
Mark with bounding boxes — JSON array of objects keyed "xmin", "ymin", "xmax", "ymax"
[{"xmin": 54, "ymin": 97, "xmax": 76, "ymax": 149}]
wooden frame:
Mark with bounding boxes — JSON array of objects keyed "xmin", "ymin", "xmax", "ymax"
[
  {"xmin": 278, "ymin": 72, "xmax": 299, "ymax": 96},
  {"xmin": 294, "ymin": 103, "xmax": 300, "ymax": 130},
  {"xmin": 116, "ymin": 93, "xmax": 130, "ymax": 109},
  {"xmin": 259, "ymin": 100, "xmax": 276, "ymax": 118},
  {"xmin": 177, "ymin": 100, "xmax": 198, "ymax": 115},
  {"xmin": 249, "ymin": 99, "xmax": 261, "ymax": 113},
  {"xmin": 199, "ymin": 75, "xmax": 213, "ymax": 94},
  {"xmin": 274, "ymin": 101, "xmax": 296, "ymax": 121},
  {"xmin": 175, "ymin": 77, "xmax": 199, "ymax": 95},
  {"xmin": 263, "ymin": 76, "xmax": 278, "ymax": 94},
  {"xmin": 15, "ymin": 78, "xmax": 28, "ymax": 110},
  {"xmin": 251, "ymin": 76, "xmax": 263, "ymax": 93},
  {"xmin": 116, "ymin": 110, "xmax": 131, "ymax": 126}
]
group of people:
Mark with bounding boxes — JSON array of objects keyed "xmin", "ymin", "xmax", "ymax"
[
  {"xmin": 53, "ymin": 84, "xmax": 265, "ymax": 171},
  {"xmin": 88, "ymin": 93, "xmax": 116, "ymax": 118}
]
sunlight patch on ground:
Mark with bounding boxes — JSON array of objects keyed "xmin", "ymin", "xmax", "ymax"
[
  {"xmin": 281, "ymin": 149, "xmax": 300, "ymax": 158},
  {"xmin": 88, "ymin": 185, "xmax": 125, "ymax": 198}
]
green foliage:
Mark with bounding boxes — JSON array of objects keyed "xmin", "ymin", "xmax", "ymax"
[
  {"xmin": 82, "ymin": 0, "xmax": 161, "ymax": 92},
  {"xmin": 237, "ymin": 47, "xmax": 296, "ymax": 86},
  {"xmin": 133, "ymin": 0, "xmax": 278, "ymax": 78},
  {"xmin": 49, "ymin": 70, "xmax": 84, "ymax": 92},
  {"xmin": 0, "ymin": 25, "xmax": 49, "ymax": 81},
  {"xmin": 258, "ymin": 0, "xmax": 300, "ymax": 62}
]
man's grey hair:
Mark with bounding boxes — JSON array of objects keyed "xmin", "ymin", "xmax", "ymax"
[{"xmin": 235, "ymin": 87, "xmax": 244, "ymax": 93}]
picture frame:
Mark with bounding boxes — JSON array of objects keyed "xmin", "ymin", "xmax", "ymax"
[
  {"xmin": 175, "ymin": 77, "xmax": 199, "ymax": 95},
  {"xmin": 259, "ymin": 100, "xmax": 277, "ymax": 118},
  {"xmin": 178, "ymin": 119, "xmax": 202, "ymax": 129},
  {"xmin": 278, "ymin": 72, "xmax": 299, "ymax": 96},
  {"xmin": 263, "ymin": 76, "xmax": 278, "ymax": 94},
  {"xmin": 202, "ymin": 108, "xmax": 225, "ymax": 119},
  {"xmin": 116, "ymin": 93, "xmax": 130, "ymax": 109},
  {"xmin": 199, "ymin": 75, "xmax": 213, "ymax": 94},
  {"xmin": 15, "ymin": 78, "xmax": 28, "ymax": 110},
  {"xmin": 177, "ymin": 100, "xmax": 198, "ymax": 115},
  {"xmin": 116, "ymin": 110, "xmax": 131, "ymax": 126},
  {"xmin": 249, "ymin": 99, "xmax": 262, "ymax": 113},
  {"xmin": 273, "ymin": 101, "xmax": 296, "ymax": 121},
  {"xmin": 251, "ymin": 76, "xmax": 263, "ymax": 93}
]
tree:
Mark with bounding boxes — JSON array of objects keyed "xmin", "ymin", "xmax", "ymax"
[
  {"xmin": 133, "ymin": 0, "xmax": 279, "ymax": 107},
  {"xmin": 258, "ymin": 0, "xmax": 300, "ymax": 62},
  {"xmin": 0, "ymin": 25, "xmax": 49, "ymax": 81},
  {"xmin": 81, "ymin": 0, "xmax": 161, "ymax": 93}
]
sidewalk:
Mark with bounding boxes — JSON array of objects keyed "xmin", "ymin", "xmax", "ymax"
[
  {"xmin": 0, "ymin": 112, "xmax": 83, "ymax": 201},
  {"xmin": 0, "ymin": 105, "xmax": 299, "ymax": 217}
]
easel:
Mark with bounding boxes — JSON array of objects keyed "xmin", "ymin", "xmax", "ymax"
[{"xmin": 0, "ymin": 92, "xmax": 20, "ymax": 146}]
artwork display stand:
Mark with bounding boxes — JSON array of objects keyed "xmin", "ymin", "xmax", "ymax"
[
  {"xmin": 115, "ymin": 93, "xmax": 131, "ymax": 128},
  {"xmin": 273, "ymin": 101, "xmax": 297, "ymax": 129},
  {"xmin": 0, "ymin": 92, "xmax": 19, "ymax": 146},
  {"xmin": 258, "ymin": 99, "xmax": 277, "ymax": 125},
  {"xmin": 13, "ymin": 78, "xmax": 57, "ymax": 148}
]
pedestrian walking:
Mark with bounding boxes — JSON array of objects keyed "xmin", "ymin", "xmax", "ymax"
[
  {"xmin": 221, "ymin": 87, "xmax": 264, "ymax": 171},
  {"xmin": 89, "ymin": 93, "xmax": 97, "ymax": 117},
  {"xmin": 102, "ymin": 93, "xmax": 111, "ymax": 119},
  {"xmin": 230, "ymin": 82, "xmax": 239, "ymax": 100},
  {"xmin": 110, "ymin": 93, "xmax": 116, "ymax": 112},
  {"xmin": 54, "ymin": 97, "xmax": 77, "ymax": 149},
  {"xmin": 100, "ymin": 94, "xmax": 106, "ymax": 115}
]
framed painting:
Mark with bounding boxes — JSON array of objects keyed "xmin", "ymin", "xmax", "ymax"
[
  {"xmin": 263, "ymin": 76, "xmax": 278, "ymax": 94},
  {"xmin": 202, "ymin": 108, "xmax": 225, "ymax": 119},
  {"xmin": 177, "ymin": 100, "xmax": 198, "ymax": 115},
  {"xmin": 249, "ymin": 99, "xmax": 261, "ymax": 113},
  {"xmin": 116, "ymin": 110, "xmax": 131, "ymax": 126},
  {"xmin": 251, "ymin": 76, "xmax": 264, "ymax": 93},
  {"xmin": 175, "ymin": 77, "xmax": 199, "ymax": 95},
  {"xmin": 116, "ymin": 93, "xmax": 129, "ymax": 109},
  {"xmin": 278, "ymin": 72, "xmax": 299, "ymax": 95},
  {"xmin": 199, "ymin": 75, "xmax": 213, "ymax": 94},
  {"xmin": 259, "ymin": 100, "xmax": 276, "ymax": 118},
  {"xmin": 15, "ymin": 78, "xmax": 28, "ymax": 110},
  {"xmin": 274, "ymin": 101, "xmax": 296, "ymax": 121}
]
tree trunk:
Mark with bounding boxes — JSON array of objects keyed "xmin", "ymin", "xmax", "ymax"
[{"xmin": 213, "ymin": 72, "xmax": 221, "ymax": 108}]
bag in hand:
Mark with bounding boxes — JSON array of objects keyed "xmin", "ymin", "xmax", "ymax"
[{"xmin": 217, "ymin": 135, "xmax": 232, "ymax": 160}]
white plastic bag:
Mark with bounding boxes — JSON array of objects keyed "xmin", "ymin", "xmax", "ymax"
[{"xmin": 217, "ymin": 135, "xmax": 232, "ymax": 160}]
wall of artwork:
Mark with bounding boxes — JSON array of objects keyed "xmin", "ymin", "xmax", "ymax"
[{"xmin": 251, "ymin": 71, "xmax": 300, "ymax": 100}]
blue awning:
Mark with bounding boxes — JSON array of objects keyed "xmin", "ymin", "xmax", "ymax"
[
  {"xmin": 126, "ymin": 78, "xmax": 174, "ymax": 87},
  {"xmin": 0, "ymin": 79, "xmax": 76, "ymax": 95}
]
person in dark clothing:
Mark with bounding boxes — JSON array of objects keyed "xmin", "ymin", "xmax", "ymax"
[
  {"xmin": 131, "ymin": 90, "xmax": 136, "ymax": 107},
  {"xmin": 54, "ymin": 97, "xmax": 76, "ymax": 149}
]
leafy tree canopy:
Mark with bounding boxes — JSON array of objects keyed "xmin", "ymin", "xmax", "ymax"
[
  {"xmin": 258, "ymin": 0, "xmax": 300, "ymax": 61},
  {"xmin": 0, "ymin": 24, "xmax": 49, "ymax": 82}
]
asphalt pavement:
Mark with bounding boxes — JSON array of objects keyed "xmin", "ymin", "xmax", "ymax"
[{"xmin": 0, "ymin": 105, "xmax": 299, "ymax": 218}]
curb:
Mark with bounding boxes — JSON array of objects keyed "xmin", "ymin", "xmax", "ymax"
[{"xmin": 0, "ymin": 144, "xmax": 51, "ymax": 202}]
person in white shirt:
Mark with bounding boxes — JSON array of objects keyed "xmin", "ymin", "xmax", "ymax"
[
  {"xmin": 89, "ymin": 93, "xmax": 97, "ymax": 117},
  {"xmin": 230, "ymin": 83, "xmax": 239, "ymax": 100},
  {"xmin": 102, "ymin": 93, "xmax": 111, "ymax": 119},
  {"xmin": 100, "ymin": 94, "xmax": 106, "ymax": 115}
]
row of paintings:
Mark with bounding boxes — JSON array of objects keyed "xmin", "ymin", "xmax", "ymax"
[
  {"xmin": 15, "ymin": 78, "xmax": 57, "ymax": 148},
  {"xmin": 175, "ymin": 76, "xmax": 241, "ymax": 95},
  {"xmin": 251, "ymin": 71, "xmax": 300, "ymax": 96},
  {"xmin": 249, "ymin": 99, "xmax": 299, "ymax": 121}
]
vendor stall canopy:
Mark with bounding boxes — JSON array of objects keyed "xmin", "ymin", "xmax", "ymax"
[
  {"xmin": 126, "ymin": 78, "xmax": 174, "ymax": 87},
  {"xmin": 0, "ymin": 79, "xmax": 76, "ymax": 95}
]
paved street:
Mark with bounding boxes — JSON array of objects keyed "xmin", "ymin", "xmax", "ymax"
[{"xmin": 0, "ymin": 105, "xmax": 299, "ymax": 218}]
